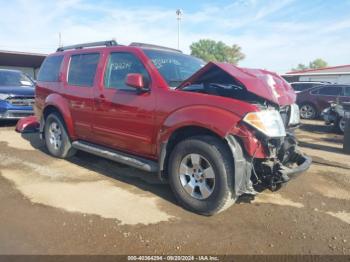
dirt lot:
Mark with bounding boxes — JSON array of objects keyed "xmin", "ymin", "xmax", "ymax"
[{"xmin": 0, "ymin": 119, "xmax": 349, "ymax": 255}]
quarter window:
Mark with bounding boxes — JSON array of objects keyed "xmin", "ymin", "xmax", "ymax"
[
  {"xmin": 104, "ymin": 52, "xmax": 150, "ymax": 90},
  {"xmin": 343, "ymin": 86, "xmax": 350, "ymax": 97},
  {"xmin": 68, "ymin": 53, "xmax": 100, "ymax": 87},
  {"xmin": 37, "ymin": 55, "xmax": 63, "ymax": 82}
]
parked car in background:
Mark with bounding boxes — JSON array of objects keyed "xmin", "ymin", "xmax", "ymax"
[
  {"xmin": 0, "ymin": 69, "xmax": 35, "ymax": 120},
  {"xmin": 290, "ymin": 81, "xmax": 328, "ymax": 93},
  {"xmin": 296, "ymin": 84, "xmax": 350, "ymax": 119},
  {"xmin": 322, "ymin": 102, "xmax": 346, "ymax": 133},
  {"xmin": 18, "ymin": 40, "xmax": 311, "ymax": 215}
]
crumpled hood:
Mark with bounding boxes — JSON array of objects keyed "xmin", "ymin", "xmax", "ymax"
[{"xmin": 178, "ymin": 62, "xmax": 296, "ymax": 106}]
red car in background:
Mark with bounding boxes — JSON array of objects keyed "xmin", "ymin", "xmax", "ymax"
[{"xmin": 297, "ymin": 84, "xmax": 350, "ymax": 119}]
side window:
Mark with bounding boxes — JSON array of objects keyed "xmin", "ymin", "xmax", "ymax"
[
  {"xmin": 68, "ymin": 53, "xmax": 100, "ymax": 87},
  {"xmin": 318, "ymin": 86, "xmax": 342, "ymax": 96},
  {"xmin": 104, "ymin": 52, "xmax": 150, "ymax": 90},
  {"xmin": 37, "ymin": 55, "xmax": 64, "ymax": 82},
  {"xmin": 343, "ymin": 86, "xmax": 350, "ymax": 97}
]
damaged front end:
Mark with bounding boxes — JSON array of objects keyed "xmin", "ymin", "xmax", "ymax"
[
  {"xmin": 226, "ymin": 101, "xmax": 312, "ymax": 196},
  {"xmin": 178, "ymin": 62, "xmax": 311, "ymax": 197},
  {"xmin": 251, "ymin": 133, "xmax": 312, "ymax": 192},
  {"xmin": 241, "ymin": 103, "xmax": 311, "ymax": 193},
  {"xmin": 226, "ymin": 130, "xmax": 311, "ymax": 198}
]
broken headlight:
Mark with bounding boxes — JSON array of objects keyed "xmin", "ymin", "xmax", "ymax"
[{"xmin": 243, "ymin": 109, "xmax": 286, "ymax": 138}]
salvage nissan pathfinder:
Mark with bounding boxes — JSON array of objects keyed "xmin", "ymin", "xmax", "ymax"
[{"xmin": 20, "ymin": 40, "xmax": 311, "ymax": 215}]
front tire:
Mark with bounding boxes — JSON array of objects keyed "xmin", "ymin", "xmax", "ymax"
[
  {"xmin": 168, "ymin": 136, "xmax": 236, "ymax": 215},
  {"xmin": 300, "ymin": 103, "xmax": 317, "ymax": 119},
  {"xmin": 44, "ymin": 112, "xmax": 76, "ymax": 158}
]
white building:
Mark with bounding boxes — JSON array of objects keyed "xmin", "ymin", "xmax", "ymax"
[{"xmin": 282, "ymin": 65, "xmax": 350, "ymax": 84}]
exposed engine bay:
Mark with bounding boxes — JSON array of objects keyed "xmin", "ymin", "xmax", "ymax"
[{"xmin": 179, "ymin": 65, "xmax": 268, "ymax": 106}]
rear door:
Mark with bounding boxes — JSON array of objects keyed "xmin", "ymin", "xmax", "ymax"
[
  {"xmin": 314, "ymin": 85, "xmax": 343, "ymax": 110},
  {"xmin": 92, "ymin": 50, "xmax": 156, "ymax": 157},
  {"xmin": 63, "ymin": 52, "xmax": 101, "ymax": 140}
]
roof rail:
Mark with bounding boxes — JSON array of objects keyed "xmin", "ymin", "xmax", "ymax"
[
  {"xmin": 129, "ymin": 42, "xmax": 182, "ymax": 53},
  {"xmin": 56, "ymin": 40, "xmax": 118, "ymax": 52}
]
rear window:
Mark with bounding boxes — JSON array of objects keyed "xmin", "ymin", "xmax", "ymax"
[
  {"xmin": 37, "ymin": 55, "xmax": 64, "ymax": 82},
  {"xmin": 68, "ymin": 53, "xmax": 100, "ymax": 87}
]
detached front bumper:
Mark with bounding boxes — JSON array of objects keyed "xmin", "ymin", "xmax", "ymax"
[
  {"xmin": 278, "ymin": 150, "xmax": 312, "ymax": 180},
  {"xmin": 226, "ymin": 133, "xmax": 312, "ymax": 196}
]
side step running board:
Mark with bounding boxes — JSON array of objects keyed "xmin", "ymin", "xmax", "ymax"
[{"xmin": 72, "ymin": 141, "xmax": 159, "ymax": 172}]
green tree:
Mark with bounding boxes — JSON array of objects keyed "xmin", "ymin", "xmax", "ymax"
[
  {"xmin": 309, "ymin": 58, "xmax": 328, "ymax": 69},
  {"xmin": 292, "ymin": 58, "xmax": 328, "ymax": 71},
  {"xmin": 190, "ymin": 39, "xmax": 245, "ymax": 64}
]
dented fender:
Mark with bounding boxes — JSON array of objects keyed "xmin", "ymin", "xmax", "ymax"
[{"xmin": 157, "ymin": 105, "xmax": 242, "ymax": 146}]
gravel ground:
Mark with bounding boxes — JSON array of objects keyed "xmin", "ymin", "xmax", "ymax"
[{"xmin": 0, "ymin": 119, "xmax": 349, "ymax": 255}]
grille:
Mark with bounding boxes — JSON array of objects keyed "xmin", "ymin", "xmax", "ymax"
[{"xmin": 6, "ymin": 97, "xmax": 35, "ymax": 106}]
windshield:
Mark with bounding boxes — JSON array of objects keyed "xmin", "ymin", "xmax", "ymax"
[
  {"xmin": 0, "ymin": 70, "xmax": 33, "ymax": 87},
  {"xmin": 143, "ymin": 49, "xmax": 204, "ymax": 88}
]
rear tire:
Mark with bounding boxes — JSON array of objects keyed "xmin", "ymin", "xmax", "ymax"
[
  {"xmin": 300, "ymin": 103, "xmax": 317, "ymax": 119},
  {"xmin": 335, "ymin": 117, "xmax": 345, "ymax": 134},
  {"xmin": 44, "ymin": 112, "xmax": 76, "ymax": 158},
  {"xmin": 168, "ymin": 135, "xmax": 236, "ymax": 215}
]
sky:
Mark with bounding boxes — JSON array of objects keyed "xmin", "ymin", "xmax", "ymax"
[{"xmin": 0, "ymin": 0, "xmax": 350, "ymax": 73}]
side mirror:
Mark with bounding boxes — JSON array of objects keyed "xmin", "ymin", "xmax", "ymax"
[{"xmin": 125, "ymin": 73, "xmax": 145, "ymax": 90}]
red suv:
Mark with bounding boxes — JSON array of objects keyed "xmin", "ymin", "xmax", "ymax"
[{"xmin": 18, "ymin": 40, "xmax": 311, "ymax": 215}]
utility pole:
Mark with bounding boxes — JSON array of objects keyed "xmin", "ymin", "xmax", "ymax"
[
  {"xmin": 58, "ymin": 32, "xmax": 63, "ymax": 48},
  {"xmin": 176, "ymin": 9, "xmax": 183, "ymax": 50}
]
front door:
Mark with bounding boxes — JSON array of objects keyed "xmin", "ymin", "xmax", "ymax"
[{"xmin": 92, "ymin": 51, "xmax": 156, "ymax": 158}]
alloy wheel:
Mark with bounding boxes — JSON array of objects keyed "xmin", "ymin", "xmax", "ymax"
[
  {"xmin": 300, "ymin": 104, "xmax": 316, "ymax": 119},
  {"xmin": 178, "ymin": 153, "xmax": 215, "ymax": 200},
  {"xmin": 48, "ymin": 121, "xmax": 62, "ymax": 150}
]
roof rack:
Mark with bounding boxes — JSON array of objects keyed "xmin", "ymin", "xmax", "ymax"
[
  {"xmin": 56, "ymin": 40, "xmax": 118, "ymax": 52},
  {"xmin": 129, "ymin": 42, "xmax": 182, "ymax": 53}
]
